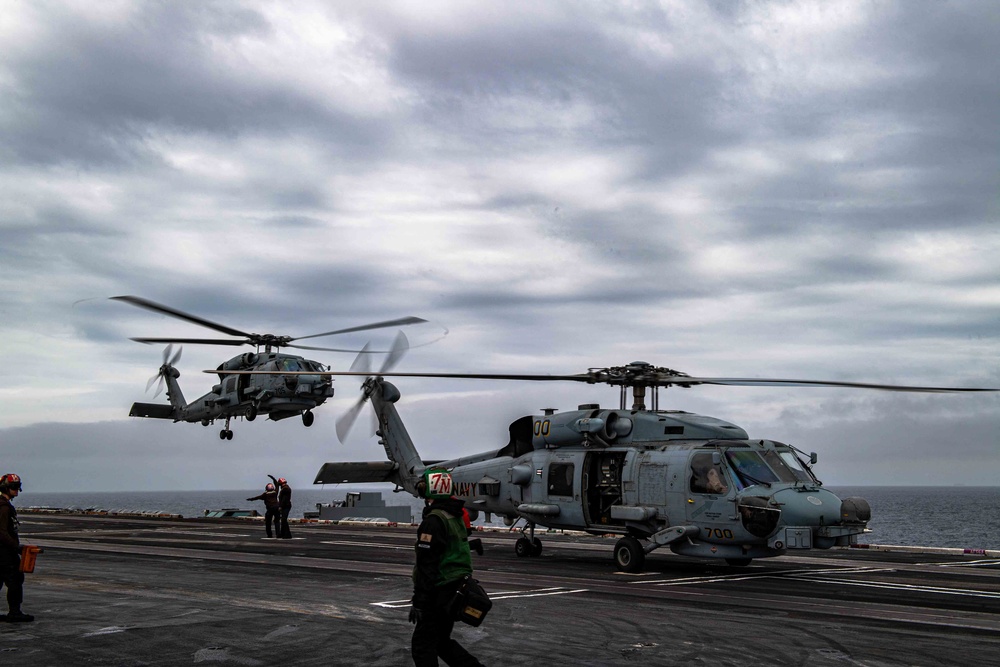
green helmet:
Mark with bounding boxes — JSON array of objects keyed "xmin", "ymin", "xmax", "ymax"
[{"xmin": 420, "ymin": 469, "xmax": 454, "ymax": 500}]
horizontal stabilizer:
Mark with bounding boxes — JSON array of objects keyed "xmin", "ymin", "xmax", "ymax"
[
  {"xmin": 314, "ymin": 461, "xmax": 399, "ymax": 485},
  {"xmin": 129, "ymin": 403, "xmax": 175, "ymax": 419}
]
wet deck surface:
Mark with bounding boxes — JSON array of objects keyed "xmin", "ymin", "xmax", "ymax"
[{"xmin": 6, "ymin": 513, "xmax": 1000, "ymax": 665}]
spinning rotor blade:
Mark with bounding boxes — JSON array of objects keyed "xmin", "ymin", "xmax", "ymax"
[
  {"xmin": 167, "ymin": 345, "xmax": 183, "ymax": 366},
  {"xmin": 112, "ymin": 296, "xmax": 251, "ymax": 338},
  {"xmin": 335, "ymin": 333, "xmax": 411, "ymax": 443},
  {"xmin": 335, "ymin": 342, "xmax": 375, "ymax": 443},
  {"xmin": 655, "ymin": 376, "xmax": 1000, "ymax": 392},
  {"xmin": 212, "ymin": 367, "xmax": 999, "ymax": 393},
  {"xmin": 146, "ymin": 345, "xmax": 182, "ymax": 398},
  {"xmin": 293, "ymin": 316, "xmax": 427, "ymax": 342},
  {"xmin": 131, "ymin": 337, "xmax": 248, "ymax": 346}
]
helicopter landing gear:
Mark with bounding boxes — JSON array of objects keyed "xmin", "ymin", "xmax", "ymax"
[
  {"xmin": 614, "ymin": 535, "xmax": 645, "ymax": 573},
  {"xmin": 246, "ymin": 404, "xmax": 257, "ymax": 421},
  {"xmin": 302, "ymin": 410, "xmax": 314, "ymax": 427},
  {"xmin": 220, "ymin": 418, "xmax": 234, "ymax": 440},
  {"xmin": 515, "ymin": 522, "xmax": 543, "ymax": 557}
]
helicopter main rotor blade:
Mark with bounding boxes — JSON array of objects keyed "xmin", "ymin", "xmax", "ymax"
[
  {"xmin": 292, "ymin": 316, "xmax": 427, "ymax": 341},
  {"xmin": 112, "ymin": 296, "xmax": 252, "ymax": 339},
  {"xmin": 673, "ymin": 377, "xmax": 1000, "ymax": 393},
  {"xmin": 202, "ymin": 368, "xmax": 1000, "ymax": 393},
  {"xmin": 131, "ymin": 337, "xmax": 248, "ymax": 346}
]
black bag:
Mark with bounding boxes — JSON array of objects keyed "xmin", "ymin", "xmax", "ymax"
[{"xmin": 448, "ymin": 575, "xmax": 492, "ymax": 627}]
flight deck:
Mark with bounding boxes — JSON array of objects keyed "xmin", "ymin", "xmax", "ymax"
[{"xmin": 5, "ymin": 512, "xmax": 1000, "ymax": 666}]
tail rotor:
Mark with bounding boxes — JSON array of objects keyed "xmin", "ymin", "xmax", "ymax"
[
  {"xmin": 147, "ymin": 344, "xmax": 183, "ymax": 398},
  {"xmin": 336, "ymin": 331, "xmax": 409, "ymax": 443}
]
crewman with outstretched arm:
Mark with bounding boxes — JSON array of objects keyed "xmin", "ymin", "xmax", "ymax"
[
  {"xmin": 269, "ymin": 475, "xmax": 293, "ymax": 539},
  {"xmin": 247, "ymin": 482, "xmax": 280, "ymax": 538}
]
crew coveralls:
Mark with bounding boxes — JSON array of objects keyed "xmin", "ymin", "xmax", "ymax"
[
  {"xmin": 0, "ymin": 496, "xmax": 25, "ymax": 616},
  {"xmin": 247, "ymin": 489, "xmax": 280, "ymax": 538},
  {"xmin": 410, "ymin": 497, "xmax": 484, "ymax": 667}
]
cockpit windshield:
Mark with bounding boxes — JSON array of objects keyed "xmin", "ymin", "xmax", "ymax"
[
  {"xmin": 725, "ymin": 451, "xmax": 779, "ymax": 488},
  {"xmin": 762, "ymin": 449, "xmax": 816, "ymax": 483},
  {"xmin": 726, "ymin": 447, "xmax": 816, "ymax": 488},
  {"xmin": 279, "ymin": 359, "xmax": 302, "ymax": 372}
]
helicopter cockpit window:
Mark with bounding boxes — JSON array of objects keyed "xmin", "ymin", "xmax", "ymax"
[
  {"xmin": 726, "ymin": 451, "xmax": 780, "ymax": 489},
  {"xmin": 279, "ymin": 359, "xmax": 302, "ymax": 372},
  {"xmin": 761, "ymin": 449, "xmax": 815, "ymax": 483},
  {"xmin": 689, "ymin": 453, "xmax": 729, "ymax": 495},
  {"xmin": 548, "ymin": 463, "xmax": 574, "ymax": 497}
]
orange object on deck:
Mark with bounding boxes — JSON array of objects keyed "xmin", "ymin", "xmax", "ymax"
[{"xmin": 19, "ymin": 545, "xmax": 42, "ymax": 573}]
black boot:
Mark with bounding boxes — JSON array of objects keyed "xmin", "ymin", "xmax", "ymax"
[{"xmin": 6, "ymin": 610, "xmax": 34, "ymax": 622}]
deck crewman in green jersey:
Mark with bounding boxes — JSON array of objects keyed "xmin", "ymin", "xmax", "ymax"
[{"xmin": 409, "ymin": 470, "xmax": 485, "ymax": 666}]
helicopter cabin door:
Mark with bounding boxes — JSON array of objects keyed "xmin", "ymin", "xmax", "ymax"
[
  {"xmin": 685, "ymin": 450, "xmax": 735, "ymax": 532},
  {"xmin": 583, "ymin": 452, "xmax": 626, "ymax": 529}
]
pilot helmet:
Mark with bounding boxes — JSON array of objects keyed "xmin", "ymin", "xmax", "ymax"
[
  {"xmin": 0, "ymin": 473, "xmax": 22, "ymax": 493},
  {"xmin": 419, "ymin": 469, "xmax": 454, "ymax": 500},
  {"xmin": 265, "ymin": 483, "xmax": 275, "ymax": 492}
]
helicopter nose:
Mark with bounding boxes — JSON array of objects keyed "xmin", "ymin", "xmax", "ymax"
[{"xmin": 771, "ymin": 487, "xmax": 842, "ymax": 527}]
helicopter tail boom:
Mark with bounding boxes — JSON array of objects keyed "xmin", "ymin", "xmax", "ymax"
[{"xmin": 367, "ymin": 378, "xmax": 425, "ymax": 496}]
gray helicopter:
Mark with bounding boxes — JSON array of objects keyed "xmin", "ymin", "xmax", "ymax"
[
  {"xmin": 215, "ymin": 358, "xmax": 998, "ymax": 570},
  {"xmin": 115, "ymin": 295, "xmax": 425, "ymax": 440}
]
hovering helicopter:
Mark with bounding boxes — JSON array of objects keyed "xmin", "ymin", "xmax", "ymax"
[
  {"xmin": 212, "ymin": 359, "xmax": 998, "ymax": 571},
  {"xmin": 114, "ymin": 295, "xmax": 425, "ymax": 440}
]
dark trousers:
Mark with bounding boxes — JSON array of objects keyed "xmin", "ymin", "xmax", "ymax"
[
  {"xmin": 278, "ymin": 507, "xmax": 292, "ymax": 538},
  {"xmin": 264, "ymin": 507, "xmax": 279, "ymax": 537},
  {"xmin": 0, "ymin": 558, "xmax": 24, "ymax": 614},
  {"xmin": 411, "ymin": 586, "xmax": 484, "ymax": 667}
]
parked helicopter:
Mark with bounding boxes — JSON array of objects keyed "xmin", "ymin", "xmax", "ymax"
[
  {"xmin": 211, "ymin": 359, "xmax": 998, "ymax": 570},
  {"xmin": 114, "ymin": 295, "xmax": 425, "ymax": 439}
]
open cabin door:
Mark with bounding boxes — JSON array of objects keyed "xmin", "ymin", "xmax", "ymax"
[{"xmin": 583, "ymin": 451, "xmax": 626, "ymax": 528}]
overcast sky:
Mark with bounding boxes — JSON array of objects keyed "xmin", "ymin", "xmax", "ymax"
[{"xmin": 1, "ymin": 1, "xmax": 997, "ymax": 493}]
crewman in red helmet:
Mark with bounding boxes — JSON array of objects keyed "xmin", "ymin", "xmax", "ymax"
[
  {"xmin": 0, "ymin": 473, "xmax": 33, "ymax": 622},
  {"xmin": 269, "ymin": 475, "xmax": 293, "ymax": 539}
]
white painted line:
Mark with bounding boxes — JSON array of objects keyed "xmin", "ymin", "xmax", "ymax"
[{"xmin": 371, "ymin": 587, "xmax": 588, "ymax": 608}]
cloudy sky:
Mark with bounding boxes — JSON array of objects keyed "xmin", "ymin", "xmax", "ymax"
[{"xmin": 1, "ymin": 1, "xmax": 997, "ymax": 493}]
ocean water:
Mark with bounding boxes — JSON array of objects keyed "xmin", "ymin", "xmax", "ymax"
[{"xmin": 17, "ymin": 486, "xmax": 1000, "ymax": 550}]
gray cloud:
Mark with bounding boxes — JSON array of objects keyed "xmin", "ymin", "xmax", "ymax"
[{"xmin": 0, "ymin": 1, "xmax": 997, "ymax": 490}]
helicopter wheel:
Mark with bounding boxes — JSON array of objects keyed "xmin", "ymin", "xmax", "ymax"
[
  {"xmin": 226, "ymin": 430, "xmax": 233, "ymax": 440},
  {"xmin": 530, "ymin": 537, "xmax": 543, "ymax": 557},
  {"xmin": 514, "ymin": 537, "xmax": 533, "ymax": 558},
  {"xmin": 246, "ymin": 405, "xmax": 257, "ymax": 422},
  {"xmin": 219, "ymin": 430, "xmax": 226, "ymax": 440},
  {"xmin": 302, "ymin": 410, "xmax": 314, "ymax": 427},
  {"xmin": 725, "ymin": 557, "xmax": 752, "ymax": 567},
  {"xmin": 614, "ymin": 536, "xmax": 646, "ymax": 573}
]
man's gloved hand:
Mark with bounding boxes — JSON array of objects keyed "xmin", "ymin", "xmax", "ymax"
[
  {"xmin": 246, "ymin": 498, "xmax": 253, "ymax": 501},
  {"xmin": 408, "ymin": 606, "xmax": 425, "ymax": 624},
  {"xmin": 469, "ymin": 538, "xmax": 484, "ymax": 555}
]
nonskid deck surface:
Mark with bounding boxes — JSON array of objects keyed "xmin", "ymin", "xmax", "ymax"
[{"xmin": 7, "ymin": 513, "xmax": 1000, "ymax": 666}]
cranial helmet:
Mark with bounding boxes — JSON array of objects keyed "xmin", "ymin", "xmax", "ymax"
[
  {"xmin": 265, "ymin": 483, "xmax": 275, "ymax": 492},
  {"xmin": 420, "ymin": 469, "xmax": 454, "ymax": 500},
  {"xmin": 0, "ymin": 473, "xmax": 22, "ymax": 492}
]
